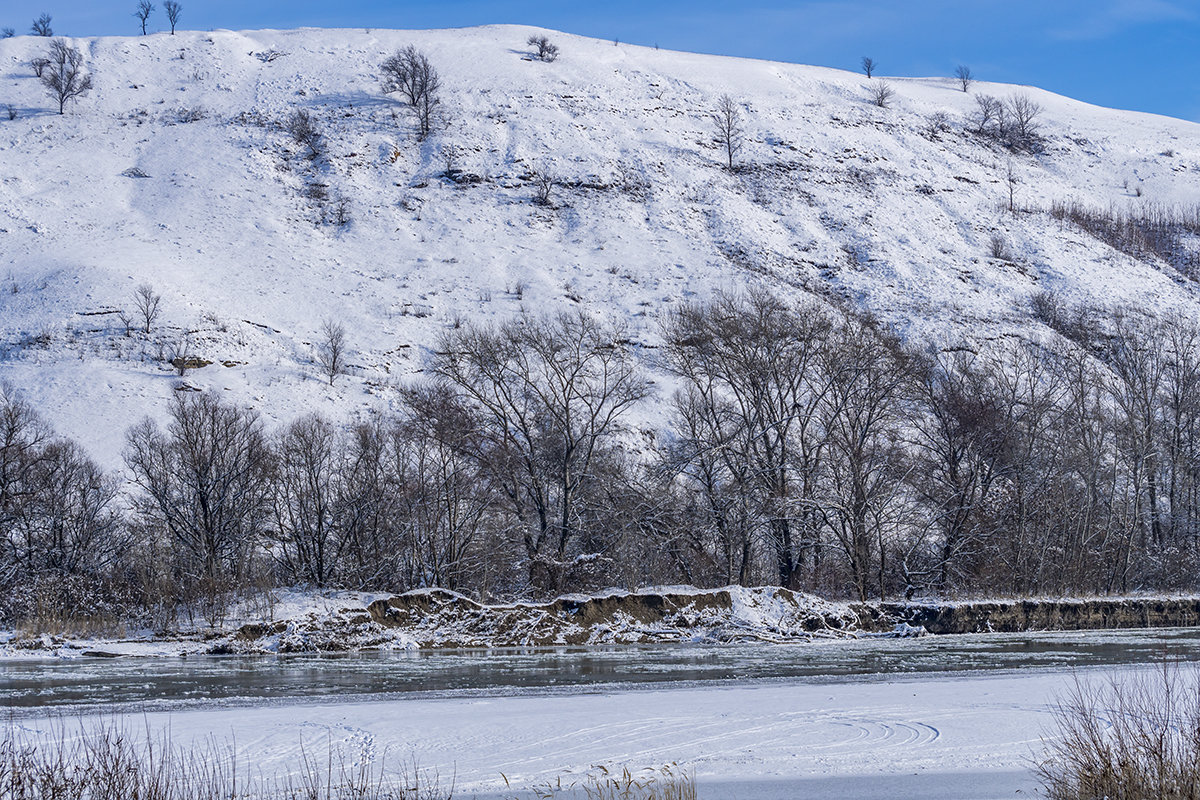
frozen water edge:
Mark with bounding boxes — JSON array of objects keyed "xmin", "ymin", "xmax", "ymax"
[{"xmin": 8, "ymin": 665, "xmax": 1159, "ymax": 799}]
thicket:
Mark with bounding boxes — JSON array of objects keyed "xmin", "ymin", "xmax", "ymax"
[
  {"xmin": 1050, "ymin": 200, "xmax": 1200, "ymax": 280},
  {"xmin": 6, "ymin": 291, "xmax": 1200, "ymax": 630},
  {"xmin": 971, "ymin": 93, "xmax": 1044, "ymax": 152}
]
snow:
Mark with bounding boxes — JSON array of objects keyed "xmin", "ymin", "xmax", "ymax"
[
  {"xmin": 0, "ymin": 587, "xmax": 405, "ymax": 659},
  {"xmin": 0, "ymin": 26, "xmax": 1197, "ymax": 467},
  {"xmin": 0, "ymin": 584, "xmax": 868, "ymax": 657},
  {"xmin": 9, "ymin": 664, "xmax": 1141, "ymax": 799}
]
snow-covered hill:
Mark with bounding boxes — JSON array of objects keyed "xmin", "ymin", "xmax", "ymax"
[{"xmin": 1, "ymin": 25, "xmax": 1197, "ymax": 465}]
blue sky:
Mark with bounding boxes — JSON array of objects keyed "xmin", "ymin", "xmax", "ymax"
[{"xmin": 9, "ymin": 0, "xmax": 1200, "ymax": 121}]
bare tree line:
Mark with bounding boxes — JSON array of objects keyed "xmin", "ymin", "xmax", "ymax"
[{"xmin": 7, "ymin": 292, "xmax": 1200, "ymax": 626}]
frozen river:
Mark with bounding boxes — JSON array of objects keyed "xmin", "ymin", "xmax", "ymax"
[
  {"xmin": 5, "ymin": 628, "xmax": 1200, "ymax": 799},
  {"xmin": 6, "ymin": 625, "xmax": 1200, "ymax": 711}
]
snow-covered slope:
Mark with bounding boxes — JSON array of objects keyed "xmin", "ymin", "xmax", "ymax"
[{"xmin": 1, "ymin": 25, "xmax": 1197, "ymax": 464}]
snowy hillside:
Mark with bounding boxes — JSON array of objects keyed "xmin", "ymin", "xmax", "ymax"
[{"xmin": 1, "ymin": 24, "xmax": 1198, "ymax": 464}]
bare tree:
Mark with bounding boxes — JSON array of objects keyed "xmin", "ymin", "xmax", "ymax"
[
  {"xmin": 163, "ymin": 0, "xmax": 181, "ymax": 34},
  {"xmin": 380, "ymin": 46, "xmax": 441, "ymax": 139},
  {"xmin": 663, "ymin": 290, "xmax": 836, "ymax": 589},
  {"xmin": 126, "ymin": 393, "xmax": 272, "ymax": 582},
  {"xmin": 285, "ymin": 108, "xmax": 322, "ymax": 159},
  {"xmin": 2, "ymin": 28, "xmax": 15, "ymax": 39},
  {"xmin": 31, "ymin": 14, "xmax": 52, "ymax": 36},
  {"xmin": 169, "ymin": 332, "xmax": 195, "ymax": 376},
  {"xmin": 440, "ymin": 142, "xmax": 460, "ymax": 175},
  {"xmin": 0, "ymin": 385, "xmax": 51, "ymax": 560},
  {"xmin": 41, "ymin": 39, "xmax": 93, "ymax": 115},
  {"xmin": 910, "ymin": 351, "xmax": 1006, "ymax": 591},
  {"xmin": 31, "ymin": 57, "xmax": 50, "ymax": 78},
  {"xmin": 435, "ymin": 312, "xmax": 649, "ymax": 592},
  {"xmin": 9, "ymin": 439, "xmax": 124, "ymax": 578},
  {"xmin": 1005, "ymin": 158, "xmax": 1019, "ymax": 214},
  {"xmin": 315, "ymin": 318, "xmax": 348, "ymax": 385},
  {"xmin": 1005, "ymin": 93, "xmax": 1043, "ymax": 149},
  {"xmin": 971, "ymin": 94, "xmax": 1004, "ymax": 135},
  {"xmin": 527, "ymin": 34, "xmax": 560, "ymax": 62},
  {"xmin": 388, "ymin": 383, "xmax": 492, "ymax": 591},
  {"xmin": 954, "ymin": 64, "xmax": 973, "ymax": 92},
  {"xmin": 530, "ymin": 167, "xmax": 555, "ymax": 206},
  {"xmin": 271, "ymin": 413, "xmax": 344, "ymax": 586},
  {"xmin": 134, "ymin": 1, "xmax": 154, "ymax": 35},
  {"xmin": 133, "ymin": 284, "xmax": 162, "ymax": 333},
  {"xmin": 818, "ymin": 312, "xmax": 916, "ymax": 601},
  {"xmin": 381, "ymin": 45, "xmax": 434, "ymax": 107},
  {"xmin": 861, "ymin": 56, "xmax": 877, "ymax": 78},
  {"xmin": 414, "ymin": 67, "xmax": 441, "ymax": 139},
  {"xmin": 870, "ymin": 81, "xmax": 895, "ymax": 108},
  {"xmin": 116, "ymin": 308, "xmax": 135, "ymax": 336},
  {"xmin": 711, "ymin": 94, "xmax": 744, "ymax": 171}
]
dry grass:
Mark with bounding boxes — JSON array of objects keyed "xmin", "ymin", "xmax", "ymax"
[
  {"xmin": 1038, "ymin": 661, "xmax": 1200, "ymax": 800},
  {"xmin": 0, "ymin": 718, "xmax": 453, "ymax": 800},
  {"xmin": 1, "ymin": 720, "xmax": 698, "ymax": 800},
  {"xmin": 519, "ymin": 764, "xmax": 697, "ymax": 800},
  {"xmin": 581, "ymin": 765, "xmax": 697, "ymax": 800}
]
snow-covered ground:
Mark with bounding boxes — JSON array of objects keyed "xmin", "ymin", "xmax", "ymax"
[
  {"xmin": 1, "ymin": 26, "xmax": 1198, "ymax": 466},
  {"xmin": 10, "ymin": 666, "xmax": 1130, "ymax": 799},
  {"xmin": 0, "ymin": 585, "xmax": 869, "ymax": 658}
]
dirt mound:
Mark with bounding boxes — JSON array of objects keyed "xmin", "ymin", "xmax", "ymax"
[
  {"xmin": 214, "ymin": 591, "xmax": 1200, "ymax": 654},
  {"xmin": 365, "ymin": 586, "xmax": 861, "ymax": 648}
]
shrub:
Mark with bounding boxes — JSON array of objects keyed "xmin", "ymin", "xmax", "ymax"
[
  {"xmin": 970, "ymin": 93, "xmax": 1043, "ymax": 152},
  {"xmin": 285, "ymin": 108, "xmax": 322, "ymax": 159},
  {"xmin": 530, "ymin": 167, "xmax": 555, "ymax": 206},
  {"xmin": 869, "ymin": 81, "xmax": 894, "ymax": 108},
  {"xmin": 0, "ymin": 719, "xmax": 458, "ymax": 800},
  {"xmin": 989, "ymin": 234, "xmax": 1010, "ymax": 260},
  {"xmin": 1038, "ymin": 662, "xmax": 1200, "ymax": 800},
  {"xmin": 527, "ymin": 34, "xmax": 559, "ymax": 62},
  {"xmin": 925, "ymin": 110, "xmax": 950, "ymax": 138}
]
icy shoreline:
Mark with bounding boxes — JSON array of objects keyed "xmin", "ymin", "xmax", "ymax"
[{"xmin": 5, "ymin": 585, "xmax": 1200, "ymax": 659}]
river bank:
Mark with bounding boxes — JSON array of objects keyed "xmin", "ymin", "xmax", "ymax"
[{"xmin": 4, "ymin": 586, "xmax": 1200, "ymax": 659}]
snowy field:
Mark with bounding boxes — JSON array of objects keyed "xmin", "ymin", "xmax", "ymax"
[
  {"xmin": 9, "ymin": 629, "xmax": 1200, "ymax": 799},
  {"xmin": 9, "ymin": 667, "xmax": 1100, "ymax": 799}
]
